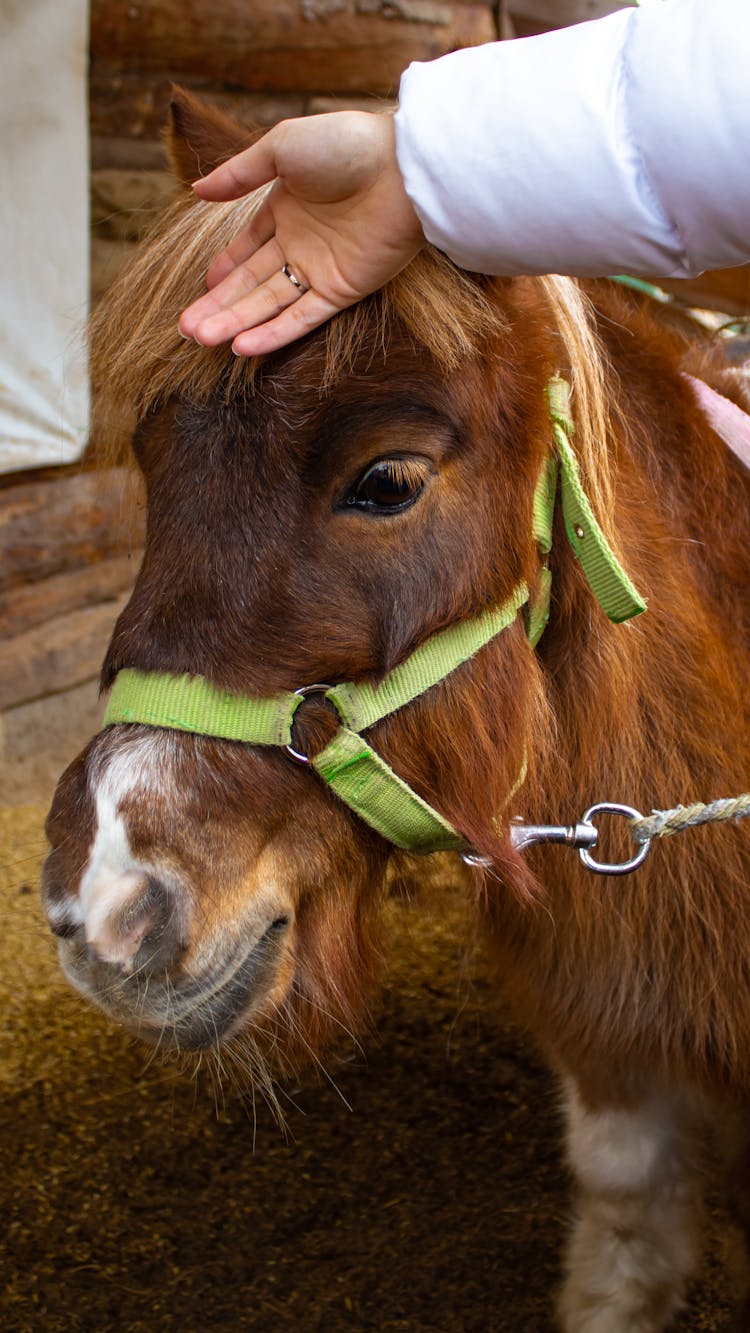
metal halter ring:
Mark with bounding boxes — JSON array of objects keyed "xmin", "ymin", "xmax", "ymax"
[
  {"xmin": 578, "ymin": 802, "xmax": 652, "ymax": 876},
  {"xmin": 285, "ymin": 684, "xmax": 334, "ymax": 764},
  {"xmin": 282, "ymin": 263, "xmax": 308, "ymax": 293}
]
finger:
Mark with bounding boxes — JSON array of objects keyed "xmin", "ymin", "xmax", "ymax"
[
  {"xmin": 180, "ymin": 236, "xmax": 284, "ymax": 337},
  {"xmin": 205, "ymin": 197, "xmax": 276, "ymax": 289},
  {"xmin": 192, "ymin": 133, "xmax": 279, "ymax": 202},
  {"xmin": 231, "ymin": 289, "xmax": 341, "ymax": 357},
  {"xmin": 190, "ymin": 263, "xmax": 311, "ymax": 348}
]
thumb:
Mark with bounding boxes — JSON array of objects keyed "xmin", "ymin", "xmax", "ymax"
[{"xmin": 192, "ymin": 131, "xmax": 280, "ymax": 202}]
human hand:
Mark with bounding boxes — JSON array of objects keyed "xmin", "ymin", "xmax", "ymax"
[{"xmin": 178, "ymin": 111, "xmax": 425, "ymax": 356}]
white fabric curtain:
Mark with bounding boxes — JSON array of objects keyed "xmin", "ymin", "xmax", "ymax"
[{"xmin": 0, "ymin": 0, "xmax": 89, "ymax": 474}]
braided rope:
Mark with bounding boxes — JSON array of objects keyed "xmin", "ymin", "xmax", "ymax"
[{"xmin": 631, "ymin": 795, "xmax": 750, "ymax": 845}]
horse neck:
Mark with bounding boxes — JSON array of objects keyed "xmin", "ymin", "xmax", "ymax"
[{"xmin": 476, "ymin": 348, "xmax": 750, "ymax": 1095}]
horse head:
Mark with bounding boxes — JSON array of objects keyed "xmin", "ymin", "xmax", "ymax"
[{"xmin": 42, "ymin": 92, "xmax": 574, "ymax": 1059}]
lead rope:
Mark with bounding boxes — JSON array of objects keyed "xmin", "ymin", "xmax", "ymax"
[
  {"xmin": 631, "ymin": 795, "xmax": 750, "ymax": 844},
  {"xmin": 493, "ymin": 794, "xmax": 750, "ymax": 878}
]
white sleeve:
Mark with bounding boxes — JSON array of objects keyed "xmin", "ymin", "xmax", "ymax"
[{"xmin": 394, "ymin": 0, "xmax": 750, "ymax": 279}]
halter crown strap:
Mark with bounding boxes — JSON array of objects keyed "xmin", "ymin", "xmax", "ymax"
[
  {"xmin": 104, "ymin": 378, "xmax": 646, "ymax": 854},
  {"xmin": 548, "ymin": 377, "xmax": 647, "ymax": 623}
]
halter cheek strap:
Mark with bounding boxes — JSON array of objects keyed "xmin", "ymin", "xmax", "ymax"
[{"xmin": 104, "ymin": 378, "xmax": 646, "ymax": 854}]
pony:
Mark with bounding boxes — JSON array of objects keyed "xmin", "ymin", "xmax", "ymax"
[{"xmin": 42, "ymin": 90, "xmax": 750, "ymax": 1330}]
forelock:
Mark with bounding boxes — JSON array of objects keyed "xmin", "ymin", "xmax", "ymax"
[{"xmin": 89, "ymin": 185, "xmax": 508, "ymax": 459}]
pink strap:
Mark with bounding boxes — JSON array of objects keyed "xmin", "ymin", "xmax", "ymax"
[{"xmin": 684, "ymin": 374, "xmax": 750, "ymax": 471}]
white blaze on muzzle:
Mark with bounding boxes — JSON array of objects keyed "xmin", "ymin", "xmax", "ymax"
[{"xmin": 79, "ymin": 738, "xmax": 171, "ymax": 969}]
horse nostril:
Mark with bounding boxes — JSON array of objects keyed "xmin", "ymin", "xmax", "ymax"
[
  {"xmin": 270, "ymin": 915, "xmax": 290, "ymax": 931},
  {"xmin": 86, "ymin": 888, "xmax": 155, "ymax": 971},
  {"xmin": 86, "ymin": 876, "xmax": 189, "ymax": 975},
  {"xmin": 41, "ymin": 849, "xmax": 85, "ymax": 940},
  {"xmin": 50, "ymin": 918, "xmax": 84, "ymax": 942}
]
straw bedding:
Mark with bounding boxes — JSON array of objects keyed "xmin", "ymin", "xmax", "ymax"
[{"xmin": 1, "ymin": 807, "xmax": 732, "ymax": 1331}]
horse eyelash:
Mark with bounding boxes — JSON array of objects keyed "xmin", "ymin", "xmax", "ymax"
[{"xmin": 378, "ymin": 457, "xmax": 430, "ymax": 490}]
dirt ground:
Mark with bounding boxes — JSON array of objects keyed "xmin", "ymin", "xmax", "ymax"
[{"xmin": 1, "ymin": 806, "xmax": 737, "ymax": 1332}]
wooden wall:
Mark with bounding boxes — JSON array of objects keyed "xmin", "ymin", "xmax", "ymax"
[
  {"xmin": 9, "ymin": 0, "xmax": 512, "ymax": 794},
  {"xmin": 90, "ymin": 0, "xmax": 497, "ymax": 170},
  {"xmin": 2, "ymin": 0, "xmax": 747, "ymax": 799},
  {"xmin": 89, "ymin": 0, "xmax": 749, "ymax": 310}
]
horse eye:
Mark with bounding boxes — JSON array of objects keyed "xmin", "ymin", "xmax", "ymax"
[{"xmin": 348, "ymin": 458, "xmax": 428, "ymax": 513}]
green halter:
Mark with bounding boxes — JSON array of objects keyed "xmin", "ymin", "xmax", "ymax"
[{"xmin": 104, "ymin": 379, "xmax": 646, "ymax": 854}]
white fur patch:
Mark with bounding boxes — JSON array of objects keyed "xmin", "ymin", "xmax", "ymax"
[
  {"xmin": 558, "ymin": 1079, "xmax": 703, "ymax": 1332},
  {"xmin": 79, "ymin": 734, "xmax": 174, "ymax": 964},
  {"xmin": 565, "ymin": 1084, "xmax": 677, "ymax": 1195},
  {"xmin": 45, "ymin": 893, "xmax": 84, "ymax": 930}
]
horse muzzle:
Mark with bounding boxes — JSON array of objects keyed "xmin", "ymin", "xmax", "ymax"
[
  {"xmin": 41, "ymin": 838, "xmax": 295, "ymax": 1049},
  {"xmin": 49, "ymin": 900, "xmax": 293, "ymax": 1049}
]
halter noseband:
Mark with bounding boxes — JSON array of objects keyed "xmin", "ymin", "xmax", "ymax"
[{"xmin": 104, "ymin": 379, "xmax": 646, "ymax": 855}]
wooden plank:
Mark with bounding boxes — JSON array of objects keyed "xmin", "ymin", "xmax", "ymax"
[
  {"xmin": 90, "ymin": 1, "xmax": 496, "ymax": 96},
  {"xmin": 0, "ymin": 597, "xmax": 129, "ymax": 711},
  {"xmin": 307, "ymin": 94, "xmax": 396, "ymax": 116},
  {"xmin": 0, "ymin": 679, "xmax": 104, "ymax": 807},
  {"xmin": 90, "ymin": 87, "xmax": 391, "ymax": 168},
  {"xmin": 91, "ymin": 135, "xmax": 170, "ymax": 172},
  {"xmin": 91, "ymin": 237, "xmax": 139, "ymax": 303},
  {"xmin": 0, "ymin": 471, "xmax": 144, "ymax": 593},
  {"xmin": 91, "ymin": 169, "xmax": 177, "ymax": 242},
  {"xmin": 507, "ymin": 0, "xmax": 621, "ymax": 24},
  {"xmin": 0, "ymin": 555, "xmax": 141, "ymax": 639},
  {"xmin": 90, "ymin": 68, "xmax": 308, "ymax": 146}
]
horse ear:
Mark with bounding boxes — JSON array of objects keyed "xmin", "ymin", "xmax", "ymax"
[{"xmin": 166, "ymin": 86, "xmax": 264, "ymax": 188}]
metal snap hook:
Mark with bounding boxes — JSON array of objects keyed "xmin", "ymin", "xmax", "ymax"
[
  {"xmin": 461, "ymin": 807, "xmax": 652, "ymax": 875},
  {"xmin": 460, "ymin": 818, "xmax": 599, "ymax": 866}
]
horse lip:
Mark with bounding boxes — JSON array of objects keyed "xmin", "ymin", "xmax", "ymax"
[{"xmin": 58, "ymin": 915, "xmax": 291, "ymax": 1049}]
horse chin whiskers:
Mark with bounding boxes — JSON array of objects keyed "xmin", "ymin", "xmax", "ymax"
[{"xmin": 57, "ymin": 908, "xmax": 296, "ymax": 1052}]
